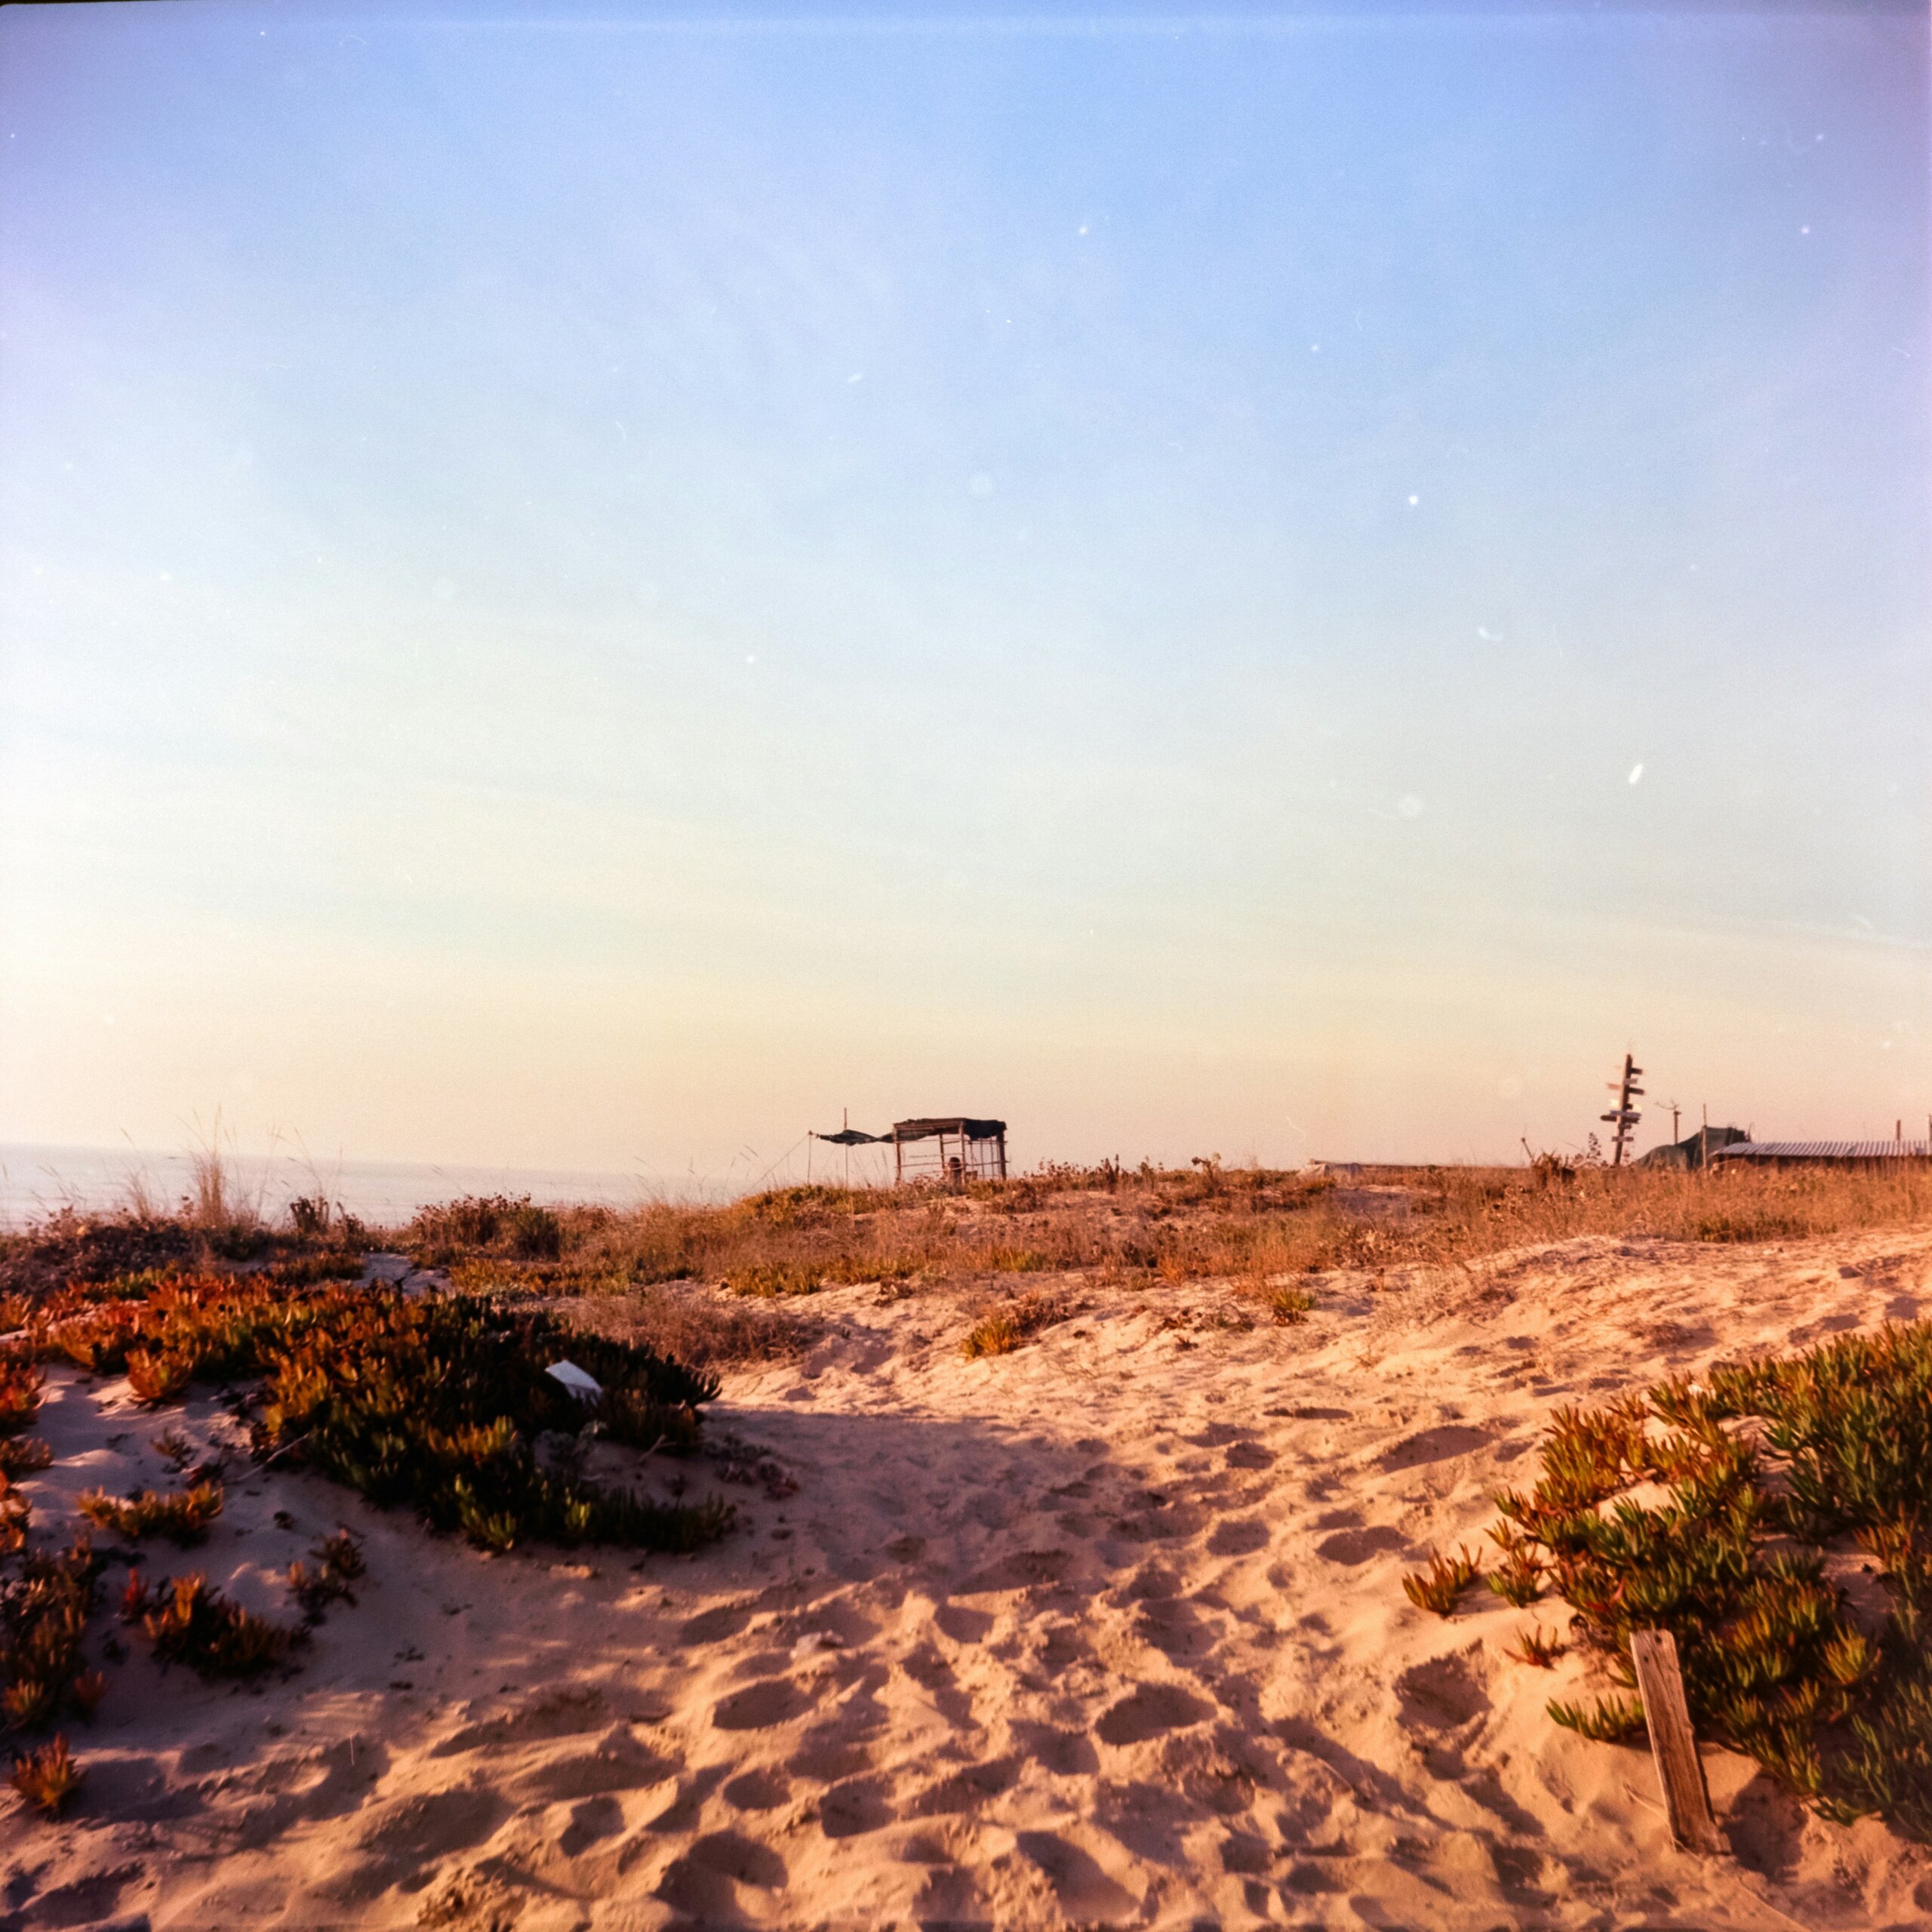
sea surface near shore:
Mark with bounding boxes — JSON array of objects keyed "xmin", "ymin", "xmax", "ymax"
[{"xmin": 0, "ymin": 1141, "xmax": 666, "ymax": 1232}]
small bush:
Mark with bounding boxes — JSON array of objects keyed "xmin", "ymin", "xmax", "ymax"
[
  {"xmin": 270, "ymin": 1252, "xmax": 365, "ymax": 1286},
  {"xmin": 1486, "ymin": 1540, "xmax": 1546, "ymax": 1607},
  {"xmin": 411, "ymin": 1195, "xmax": 564, "ymax": 1260},
  {"xmin": 0, "ymin": 1438, "xmax": 51, "ymax": 1480},
  {"xmin": 508, "ymin": 1203, "xmax": 564, "ymax": 1261},
  {"xmin": 559, "ymin": 1287, "xmax": 809, "ymax": 1369},
  {"xmin": 1402, "ymin": 1547, "xmax": 1482, "ymax": 1616},
  {"xmin": 960, "ymin": 1290, "xmax": 1076, "ymax": 1360},
  {"xmin": 0, "ymin": 1484, "xmax": 25, "ymax": 1557},
  {"xmin": 126, "ymin": 1347, "xmax": 195, "ymax": 1405},
  {"xmin": 287, "ymin": 1531, "xmax": 365, "ymax": 1621},
  {"xmin": 1486, "ymin": 1320, "xmax": 1932, "ymax": 1839},
  {"xmin": 288, "ymin": 1196, "xmax": 334, "ymax": 1240},
  {"xmin": 723, "ymin": 1260, "xmax": 822, "ymax": 1299},
  {"xmin": 2, "ymin": 1675, "xmax": 54, "ymax": 1728},
  {"xmin": 151, "ymin": 1429, "xmax": 195, "ymax": 1470},
  {"xmin": 17, "ymin": 1272, "xmax": 734, "ymax": 1558},
  {"xmin": 124, "ymin": 1572, "xmax": 293, "ymax": 1678},
  {"xmin": 1257, "ymin": 1282, "xmax": 1312, "ymax": 1325},
  {"xmin": 0, "ymin": 1359, "xmax": 44, "ymax": 1436},
  {"xmin": 1694, "ymin": 1211, "xmax": 1802, "ymax": 1244},
  {"xmin": 1, "ymin": 1543, "xmax": 100, "ymax": 1730},
  {"xmin": 1506, "ymin": 1625, "xmax": 1567, "ymax": 1669},
  {"xmin": 1549, "ymin": 1694, "xmax": 1646, "ymax": 1742},
  {"xmin": 78, "ymin": 1480, "xmax": 223, "ymax": 1546},
  {"xmin": 9, "ymin": 1734, "xmax": 82, "ymax": 1817}
]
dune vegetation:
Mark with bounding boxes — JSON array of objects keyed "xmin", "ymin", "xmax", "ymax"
[{"xmin": 6, "ymin": 1151, "xmax": 1932, "ymax": 1843}]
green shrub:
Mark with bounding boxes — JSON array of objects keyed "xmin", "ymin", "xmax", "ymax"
[
  {"xmin": 0, "ymin": 1439, "xmax": 51, "ymax": 1481},
  {"xmin": 270, "ymin": 1251, "xmax": 365, "ymax": 1285},
  {"xmin": 724, "ymin": 1260, "xmax": 823, "ymax": 1299},
  {"xmin": 960, "ymin": 1290, "xmax": 1075, "ymax": 1359},
  {"xmin": 18, "ymin": 1272, "xmax": 734, "ymax": 1558},
  {"xmin": 1487, "ymin": 1321, "xmax": 1932, "ymax": 1838},
  {"xmin": 0, "ymin": 1358, "xmax": 44, "ymax": 1436},
  {"xmin": 287, "ymin": 1531, "xmax": 365, "ymax": 1621},
  {"xmin": 123, "ymin": 1572, "xmax": 292, "ymax": 1678},
  {"xmin": 411, "ymin": 1194, "xmax": 564, "ymax": 1259},
  {"xmin": 10, "ymin": 1734, "xmax": 82, "ymax": 1816},
  {"xmin": 1, "ymin": 1543, "xmax": 100, "ymax": 1731},
  {"xmin": 1258, "ymin": 1282, "xmax": 1313, "ymax": 1324},
  {"xmin": 78, "ymin": 1480, "xmax": 224, "ymax": 1546},
  {"xmin": 1402, "ymin": 1546, "xmax": 1482, "ymax": 1615}
]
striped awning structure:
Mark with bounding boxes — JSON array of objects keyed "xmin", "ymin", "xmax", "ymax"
[{"xmin": 1711, "ymin": 1140, "xmax": 1932, "ymax": 1163}]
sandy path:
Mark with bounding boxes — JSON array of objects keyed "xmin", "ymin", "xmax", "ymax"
[{"xmin": 7, "ymin": 1232, "xmax": 1932, "ymax": 1929}]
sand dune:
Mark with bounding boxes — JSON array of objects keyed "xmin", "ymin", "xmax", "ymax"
[{"xmin": 8, "ymin": 1232, "xmax": 1932, "ymax": 1928}]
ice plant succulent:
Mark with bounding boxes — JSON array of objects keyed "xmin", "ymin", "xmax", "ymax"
[
  {"xmin": 1402, "ymin": 1546, "xmax": 1483, "ymax": 1616},
  {"xmin": 9, "ymin": 1734, "xmax": 82, "ymax": 1817},
  {"xmin": 1483, "ymin": 1319, "xmax": 1932, "ymax": 1838}
]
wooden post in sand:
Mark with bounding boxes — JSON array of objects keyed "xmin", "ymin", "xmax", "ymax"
[{"xmin": 1629, "ymin": 1629, "xmax": 1724, "ymax": 1854}]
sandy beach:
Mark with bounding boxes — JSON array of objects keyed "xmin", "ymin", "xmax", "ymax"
[{"xmin": 6, "ymin": 1226, "xmax": 1932, "ymax": 1930}]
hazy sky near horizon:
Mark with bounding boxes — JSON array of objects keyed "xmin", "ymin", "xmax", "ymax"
[{"xmin": 2, "ymin": 1, "xmax": 1927, "ymax": 1183}]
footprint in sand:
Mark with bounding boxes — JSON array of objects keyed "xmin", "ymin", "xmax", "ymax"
[
  {"xmin": 354, "ymin": 1785, "xmax": 506, "ymax": 1859},
  {"xmin": 1011, "ymin": 1720, "xmax": 1099, "ymax": 1777},
  {"xmin": 1015, "ymin": 1831, "xmax": 1140, "ymax": 1920},
  {"xmin": 818, "ymin": 1777, "xmax": 894, "ymax": 1838},
  {"xmin": 787, "ymin": 1734, "xmax": 875, "ymax": 1782},
  {"xmin": 558, "ymin": 1793, "xmax": 625, "ymax": 1854},
  {"xmin": 912, "ymin": 1755, "xmax": 1019, "ymax": 1816},
  {"xmin": 1220, "ymin": 1830, "xmax": 1273, "ymax": 1875},
  {"xmin": 935, "ymin": 1601, "xmax": 995, "ymax": 1644},
  {"xmin": 512, "ymin": 1738, "xmax": 672, "ymax": 1802},
  {"xmin": 1096, "ymin": 1682, "xmax": 1211, "ymax": 1746},
  {"xmin": 1396, "ymin": 1651, "xmax": 1490, "ymax": 1730},
  {"xmin": 679, "ymin": 1601, "xmax": 759, "ymax": 1644},
  {"xmin": 713, "ymin": 1678, "xmax": 815, "ymax": 1731},
  {"xmin": 1316, "ymin": 1526, "xmax": 1407, "ymax": 1564},
  {"xmin": 1133, "ymin": 1594, "xmax": 1212, "ymax": 1657},
  {"xmin": 1206, "ymin": 1518, "xmax": 1270, "ymax": 1556},
  {"xmin": 722, "ymin": 1767, "xmax": 790, "ymax": 1811},
  {"xmin": 431, "ymin": 1687, "xmax": 607, "ymax": 1757},
  {"xmin": 1379, "ymin": 1424, "xmax": 1491, "ymax": 1470}
]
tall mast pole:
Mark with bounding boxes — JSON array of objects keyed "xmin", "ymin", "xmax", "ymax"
[{"xmin": 1601, "ymin": 1052, "xmax": 1644, "ymax": 1166}]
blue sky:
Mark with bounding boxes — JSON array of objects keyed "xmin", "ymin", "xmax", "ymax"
[{"xmin": 2, "ymin": 2, "xmax": 1926, "ymax": 1178}]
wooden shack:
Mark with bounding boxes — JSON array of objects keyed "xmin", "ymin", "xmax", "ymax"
[{"xmin": 891, "ymin": 1117, "xmax": 1008, "ymax": 1185}]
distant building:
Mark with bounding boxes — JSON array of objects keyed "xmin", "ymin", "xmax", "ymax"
[
  {"xmin": 1636, "ymin": 1126, "xmax": 1751, "ymax": 1171},
  {"xmin": 1710, "ymin": 1139, "xmax": 1932, "ymax": 1170}
]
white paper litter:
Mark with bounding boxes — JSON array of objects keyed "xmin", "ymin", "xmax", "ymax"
[{"xmin": 546, "ymin": 1360, "xmax": 603, "ymax": 1401}]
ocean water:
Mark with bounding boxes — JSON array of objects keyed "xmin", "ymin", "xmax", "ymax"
[{"xmin": 0, "ymin": 1143, "xmax": 665, "ymax": 1234}]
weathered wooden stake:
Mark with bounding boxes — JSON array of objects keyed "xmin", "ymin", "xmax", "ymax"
[{"xmin": 1629, "ymin": 1629, "xmax": 1724, "ymax": 1854}]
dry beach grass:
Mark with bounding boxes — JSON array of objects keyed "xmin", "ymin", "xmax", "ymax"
[{"xmin": 5, "ymin": 1161, "xmax": 1932, "ymax": 1927}]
